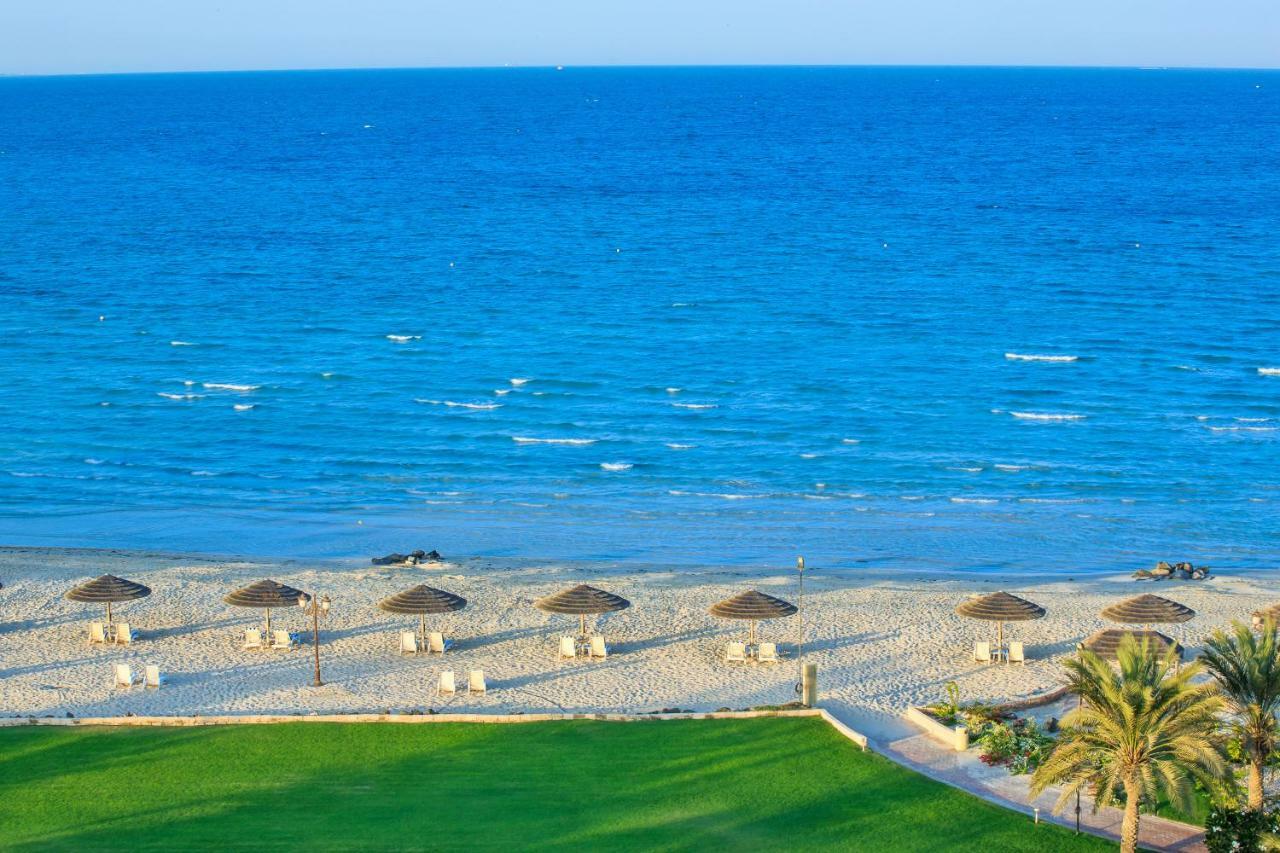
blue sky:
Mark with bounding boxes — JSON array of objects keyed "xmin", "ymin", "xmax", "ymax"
[{"xmin": 4, "ymin": 0, "xmax": 1278, "ymax": 75}]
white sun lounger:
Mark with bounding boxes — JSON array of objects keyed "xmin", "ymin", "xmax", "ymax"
[
  {"xmin": 757, "ymin": 642, "xmax": 780, "ymax": 663},
  {"xmin": 468, "ymin": 670, "xmax": 486, "ymax": 694},
  {"xmin": 243, "ymin": 629, "xmax": 263, "ymax": 651},
  {"xmin": 144, "ymin": 665, "xmax": 164, "ymax": 688},
  {"xmin": 589, "ymin": 636, "xmax": 608, "ymax": 659},
  {"xmin": 973, "ymin": 641, "xmax": 992, "ymax": 663},
  {"xmin": 1008, "ymin": 641, "xmax": 1026, "ymax": 664},
  {"xmin": 115, "ymin": 623, "xmax": 134, "ymax": 645},
  {"xmin": 726, "ymin": 642, "xmax": 748, "ymax": 663},
  {"xmin": 272, "ymin": 630, "xmax": 295, "ymax": 651},
  {"xmin": 113, "ymin": 664, "xmax": 135, "ymax": 689},
  {"xmin": 89, "ymin": 622, "xmax": 108, "ymax": 645},
  {"xmin": 437, "ymin": 670, "xmax": 456, "ymax": 696},
  {"xmin": 428, "ymin": 632, "xmax": 452, "ymax": 654},
  {"xmin": 559, "ymin": 636, "xmax": 577, "ymax": 659},
  {"xmin": 400, "ymin": 631, "xmax": 419, "ymax": 655}
]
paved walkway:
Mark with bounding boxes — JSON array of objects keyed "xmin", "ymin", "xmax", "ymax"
[{"xmin": 878, "ymin": 728, "xmax": 1207, "ymax": 852}]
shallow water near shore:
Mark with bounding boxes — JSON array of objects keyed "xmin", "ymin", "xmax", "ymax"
[{"xmin": 2, "ymin": 67, "xmax": 1279, "ymax": 572}]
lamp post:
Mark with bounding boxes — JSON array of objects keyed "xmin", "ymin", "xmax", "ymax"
[
  {"xmin": 303, "ymin": 593, "xmax": 332, "ymax": 687},
  {"xmin": 796, "ymin": 556, "xmax": 806, "ymax": 664}
]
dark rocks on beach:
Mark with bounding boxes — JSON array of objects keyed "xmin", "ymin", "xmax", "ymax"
[
  {"xmin": 371, "ymin": 549, "xmax": 441, "ymax": 566},
  {"xmin": 1134, "ymin": 561, "xmax": 1211, "ymax": 581}
]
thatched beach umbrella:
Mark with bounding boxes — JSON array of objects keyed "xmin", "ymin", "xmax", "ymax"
[
  {"xmin": 224, "ymin": 580, "xmax": 310, "ymax": 636},
  {"xmin": 65, "ymin": 575, "xmax": 151, "ymax": 624},
  {"xmin": 1252, "ymin": 604, "xmax": 1280, "ymax": 630},
  {"xmin": 1101, "ymin": 593, "xmax": 1195, "ymax": 627},
  {"xmin": 378, "ymin": 584, "xmax": 467, "ymax": 646},
  {"xmin": 709, "ymin": 589, "xmax": 798, "ymax": 645},
  {"xmin": 534, "ymin": 584, "xmax": 630, "ymax": 637},
  {"xmin": 955, "ymin": 591, "xmax": 1046, "ymax": 659},
  {"xmin": 1081, "ymin": 628, "xmax": 1183, "ymax": 661}
]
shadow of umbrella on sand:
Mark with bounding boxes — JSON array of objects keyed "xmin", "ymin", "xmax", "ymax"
[
  {"xmin": 709, "ymin": 590, "xmax": 797, "ymax": 646},
  {"xmin": 534, "ymin": 584, "xmax": 630, "ymax": 638},
  {"xmin": 65, "ymin": 574, "xmax": 151, "ymax": 626},
  {"xmin": 378, "ymin": 584, "xmax": 467, "ymax": 647},
  {"xmin": 224, "ymin": 579, "xmax": 310, "ymax": 636}
]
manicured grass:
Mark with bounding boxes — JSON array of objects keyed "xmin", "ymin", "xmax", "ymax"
[{"xmin": 0, "ymin": 718, "xmax": 1111, "ymax": 852}]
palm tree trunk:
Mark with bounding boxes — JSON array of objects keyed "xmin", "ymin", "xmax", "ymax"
[
  {"xmin": 1248, "ymin": 757, "xmax": 1265, "ymax": 810},
  {"xmin": 1120, "ymin": 778, "xmax": 1141, "ymax": 853}
]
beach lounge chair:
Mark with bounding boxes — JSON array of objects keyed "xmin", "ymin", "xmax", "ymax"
[
  {"xmin": 144, "ymin": 665, "xmax": 164, "ymax": 688},
  {"xmin": 113, "ymin": 664, "xmax": 135, "ymax": 688},
  {"xmin": 757, "ymin": 642, "xmax": 780, "ymax": 663},
  {"xmin": 589, "ymin": 636, "xmax": 608, "ymax": 659},
  {"xmin": 89, "ymin": 622, "xmax": 108, "ymax": 645},
  {"xmin": 243, "ymin": 629, "xmax": 263, "ymax": 651},
  {"xmin": 437, "ymin": 670, "xmax": 456, "ymax": 697},
  {"xmin": 559, "ymin": 636, "xmax": 577, "ymax": 659},
  {"xmin": 468, "ymin": 670, "xmax": 486, "ymax": 694},
  {"xmin": 1008, "ymin": 641, "xmax": 1026, "ymax": 664},
  {"xmin": 115, "ymin": 623, "xmax": 134, "ymax": 645},
  {"xmin": 272, "ymin": 630, "xmax": 295, "ymax": 651},
  {"xmin": 428, "ymin": 632, "xmax": 452, "ymax": 655},
  {"xmin": 400, "ymin": 631, "xmax": 419, "ymax": 655},
  {"xmin": 973, "ymin": 641, "xmax": 992, "ymax": 663},
  {"xmin": 726, "ymin": 642, "xmax": 748, "ymax": 663}
]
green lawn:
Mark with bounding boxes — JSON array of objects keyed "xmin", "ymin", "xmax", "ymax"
[{"xmin": 0, "ymin": 718, "xmax": 1111, "ymax": 852}]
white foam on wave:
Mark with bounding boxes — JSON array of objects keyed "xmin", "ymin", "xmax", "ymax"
[
  {"xmin": 600, "ymin": 462, "xmax": 633, "ymax": 471},
  {"xmin": 169, "ymin": 340, "xmax": 195, "ymax": 347},
  {"xmin": 512, "ymin": 436, "xmax": 597, "ymax": 445},
  {"xmin": 233, "ymin": 404, "xmax": 255, "ymax": 411},
  {"xmin": 841, "ymin": 438, "xmax": 861, "ymax": 445},
  {"xmin": 494, "ymin": 389, "xmax": 512, "ymax": 396},
  {"xmin": 665, "ymin": 443, "xmax": 695, "ymax": 450},
  {"xmin": 83, "ymin": 458, "xmax": 104, "ymax": 465},
  {"xmin": 510, "ymin": 378, "xmax": 531, "ymax": 386},
  {"xmin": 1208, "ymin": 426, "xmax": 1278, "ymax": 433},
  {"xmin": 203, "ymin": 383, "xmax": 259, "ymax": 392},
  {"xmin": 445, "ymin": 401, "xmax": 502, "ymax": 410},
  {"xmin": 1005, "ymin": 353, "xmax": 1078, "ymax": 362},
  {"xmin": 1258, "ymin": 368, "xmax": 1280, "ymax": 376},
  {"xmin": 666, "ymin": 387, "xmax": 681, "ymax": 394},
  {"xmin": 415, "ymin": 398, "xmax": 441, "ymax": 405},
  {"xmin": 158, "ymin": 392, "xmax": 204, "ymax": 400},
  {"xmin": 183, "ymin": 380, "xmax": 196, "ymax": 386},
  {"xmin": 1010, "ymin": 411, "xmax": 1086, "ymax": 422},
  {"xmin": 799, "ymin": 453, "xmax": 819, "ymax": 459},
  {"xmin": 1237, "ymin": 417, "xmax": 1272, "ymax": 423},
  {"xmin": 673, "ymin": 402, "xmax": 717, "ymax": 410},
  {"xmin": 668, "ymin": 490, "xmax": 765, "ymax": 500},
  {"xmin": 950, "ymin": 497, "xmax": 999, "ymax": 504},
  {"xmin": 994, "ymin": 464, "xmax": 1027, "ymax": 472},
  {"xmin": 386, "ymin": 334, "xmax": 421, "ymax": 343},
  {"xmin": 190, "ymin": 470, "xmax": 218, "ymax": 477},
  {"xmin": 947, "ymin": 466, "xmax": 983, "ymax": 472},
  {"xmin": 1174, "ymin": 365, "xmax": 1201, "ymax": 372}
]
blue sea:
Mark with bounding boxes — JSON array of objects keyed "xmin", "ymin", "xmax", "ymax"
[{"xmin": 1, "ymin": 67, "xmax": 1278, "ymax": 573}]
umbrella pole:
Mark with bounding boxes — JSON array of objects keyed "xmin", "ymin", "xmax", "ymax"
[
  {"xmin": 998, "ymin": 621, "xmax": 1004, "ymax": 663},
  {"xmin": 580, "ymin": 613, "xmax": 586, "ymax": 639},
  {"xmin": 750, "ymin": 620, "xmax": 757, "ymax": 646},
  {"xmin": 266, "ymin": 607, "xmax": 272, "ymax": 637},
  {"xmin": 106, "ymin": 602, "xmax": 112, "ymax": 626},
  {"xmin": 420, "ymin": 613, "xmax": 427, "ymax": 648}
]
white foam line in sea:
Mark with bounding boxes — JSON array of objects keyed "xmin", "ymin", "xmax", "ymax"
[
  {"xmin": 1010, "ymin": 411, "xmax": 1086, "ymax": 421},
  {"xmin": 600, "ymin": 462, "xmax": 633, "ymax": 471},
  {"xmin": 672, "ymin": 402, "xmax": 717, "ymax": 410},
  {"xmin": 202, "ymin": 383, "xmax": 259, "ymax": 392},
  {"xmin": 444, "ymin": 401, "xmax": 502, "ymax": 410},
  {"xmin": 233, "ymin": 404, "xmax": 255, "ymax": 411},
  {"xmin": 512, "ymin": 436, "xmax": 597, "ymax": 445},
  {"xmin": 386, "ymin": 334, "xmax": 421, "ymax": 343},
  {"xmin": 158, "ymin": 392, "xmax": 204, "ymax": 400},
  {"xmin": 169, "ymin": 340, "xmax": 195, "ymax": 346},
  {"xmin": 1258, "ymin": 368, "xmax": 1280, "ymax": 376},
  {"xmin": 1004, "ymin": 352, "xmax": 1078, "ymax": 362},
  {"xmin": 509, "ymin": 377, "xmax": 531, "ymax": 386},
  {"xmin": 665, "ymin": 443, "xmax": 695, "ymax": 450},
  {"xmin": 950, "ymin": 497, "xmax": 999, "ymax": 504}
]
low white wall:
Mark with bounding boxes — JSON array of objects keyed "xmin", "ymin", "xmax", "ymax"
[
  {"xmin": 903, "ymin": 706, "xmax": 968, "ymax": 751},
  {"xmin": 0, "ymin": 707, "xmax": 870, "ymax": 749}
]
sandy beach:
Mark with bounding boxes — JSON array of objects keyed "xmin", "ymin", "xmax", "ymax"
[{"xmin": 0, "ymin": 546, "xmax": 1273, "ymax": 742}]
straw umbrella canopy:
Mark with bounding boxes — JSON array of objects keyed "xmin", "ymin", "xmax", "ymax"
[
  {"xmin": 955, "ymin": 591, "xmax": 1046, "ymax": 660},
  {"xmin": 224, "ymin": 580, "xmax": 310, "ymax": 636},
  {"xmin": 65, "ymin": 575, "xmax": 151, "ymax": 625},
  {"xmin": 1252, "ymin": 603, "xmax": 1280, "ymax": 630},
  {"xmin": 1101, "ymin": 594, "xmax": 1195, "ymax": 627},
  {"xmin": 1081, "ymin": 627, "xmax": 1183, "ymax": 661},
  {"xmin": 534, "ymin": 584, "xmax": 630, "ymax": 637},
  {"xmin": 709, "ymin": 589, "xmax": 798, "ymax": 645},
  {"xmin": 378, "ymin": 584, "xmax": 467, "ymax": 646}
]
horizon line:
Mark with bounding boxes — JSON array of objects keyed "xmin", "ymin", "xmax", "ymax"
[{"xmin": 4, "ymin": 61, "xmax": 1279, "ymax": 80}]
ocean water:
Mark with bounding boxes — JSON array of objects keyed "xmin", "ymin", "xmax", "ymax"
[{"xmin": 2, "ymin": 66, "xmax": 1279, "ymax": 573}]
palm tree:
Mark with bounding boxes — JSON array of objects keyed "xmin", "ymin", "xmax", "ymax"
[
  {"xmin": 1200, "ymin": 618, "xmax": 1280, "ymax": 809},
  {"xmin": 1031, "ymin": 636, "xmax": 1226, "ymax": 853}
]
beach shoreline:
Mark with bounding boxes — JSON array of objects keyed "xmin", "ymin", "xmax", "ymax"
[{"xmin": 1, "ymin": 545, "xmax": 1274, "ymax": 743}]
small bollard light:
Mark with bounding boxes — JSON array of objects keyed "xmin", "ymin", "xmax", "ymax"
[{"xmin": 1033, "ymin": 807, "xmax": 1040, "ymax": 825}]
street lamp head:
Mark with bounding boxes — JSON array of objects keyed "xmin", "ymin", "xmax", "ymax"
[
  {"xmin": 797, "ymin": 556, "xmax": 805, "ymax": 571},
  {"xmin": 320, "ymin": 594, "xmax": 332, "ymax": 613}
]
